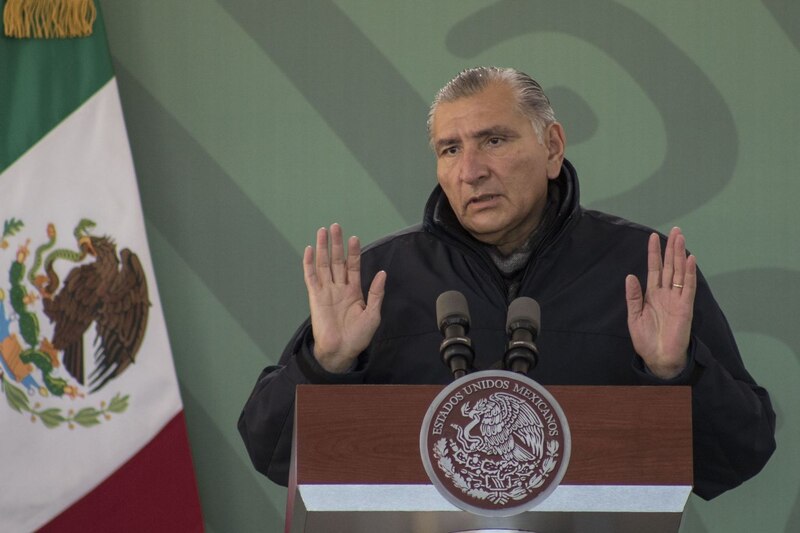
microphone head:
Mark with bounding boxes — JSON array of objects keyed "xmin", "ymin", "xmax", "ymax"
[
  {"xmin": 436, "ymin": 290, "xmax": 470, "ymax": 332},
  {"xmin": 506, "ymin": 297, "xmax": 541, "ymax": 333}
]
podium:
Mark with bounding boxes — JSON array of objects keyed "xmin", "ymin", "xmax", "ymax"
[{"xmin": 287, "ymin": 384, "xmax": 692, "ymax": 533}]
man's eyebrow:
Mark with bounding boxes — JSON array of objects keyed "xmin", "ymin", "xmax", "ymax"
[
  {"xmin": 434, "ymin": 126, "xmax": 518, "ymax": 151},
  {"xmin": 434, "ymin": 137, "xmax": 460, "ymax": 151},
  {"xmin": 473, "ymin": 125, "xmax": 518, "ymax": 139}
]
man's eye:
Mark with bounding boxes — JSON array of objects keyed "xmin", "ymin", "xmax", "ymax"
[
  {"xmin": 441, "ymin": 146, "xmax": 459, "ymax": 156},
  {"xmin": 487, "ymin": 137, "xmax": 503, "ymax": 146}
]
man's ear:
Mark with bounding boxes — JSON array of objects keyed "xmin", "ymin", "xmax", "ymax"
[{"xmin": 545, "ymin": 122, "xmax": 566, "ymax": 179}]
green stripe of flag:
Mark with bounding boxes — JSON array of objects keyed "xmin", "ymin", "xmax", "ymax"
[{"xmin": 0, "ymin": 7, "xmax": 114, "ymax": 171}]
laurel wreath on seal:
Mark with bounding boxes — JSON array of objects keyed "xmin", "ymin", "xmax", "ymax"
[
  {"xmin": 433, "ymin": 437, "xmax": 560, "ymax": 505},
  {"xmin": 1, "ymin": 372, "xmax": 129, "ymax": 429}
]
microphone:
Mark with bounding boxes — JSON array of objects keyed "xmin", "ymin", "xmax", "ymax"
[
  {"xmin": 503, "ymin": 297, "xmax": 540, "ymax": 375},
  {"xmin": 436, "ymin": 290, "xmax": 475, "ymax": 380}
]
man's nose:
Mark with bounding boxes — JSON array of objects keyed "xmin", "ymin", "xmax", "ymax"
[{"xmin": 458, "ymin": 147, "xmax": 488, "ymax": 185}]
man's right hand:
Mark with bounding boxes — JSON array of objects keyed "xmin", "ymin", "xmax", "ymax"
[{"xmin": 303, "ymin": 223, "xmax": 386, "ymax": 373}]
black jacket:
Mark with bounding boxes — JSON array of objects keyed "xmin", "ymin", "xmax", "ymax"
[{"xmin": 238, "ymin": 160, "xmax": 775, "ymax": 500}]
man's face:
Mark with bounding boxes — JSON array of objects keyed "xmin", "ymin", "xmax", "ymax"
[{"xmin": 431, "ymin": 82, "xmax": 565, "ymax": 254}]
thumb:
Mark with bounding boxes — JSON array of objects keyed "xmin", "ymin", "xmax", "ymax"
[
  {"xmin": 625, "ymin": 274, "xmax": 643, "ymax": 321},
  {"xmin": 365, "ymin": 270, "xmax": 387, "ymax": 318}
]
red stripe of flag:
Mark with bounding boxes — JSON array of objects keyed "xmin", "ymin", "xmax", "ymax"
[{"xmin": 38, "ymin": 412, "xmax": 204, "ymax": 532}]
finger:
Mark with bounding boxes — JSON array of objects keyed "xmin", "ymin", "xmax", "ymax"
[
  {"xmin": 625, "ymin": 274, "xmax": 644, "ymax": 322},
  {"xmin": 671, "ymin": 232, "xmax": 687, "ymax": 291},
  {"xmin": 646, "ymin": 233, "xmax": 662, "ymax": 292},
  {"xmin": 364, "ymin": 270, "xmax": 387, "ymax": 319},
  {"xmin": 346, "ymin": 235, "xmax": 362, "ymax": 285},
  {"xmin": 302, "ymin": 245, "xmax": 318, "ymax": 289},
  {"xmin": 315, "ymin": 227, "xmax": 332, "ymax": 283},
  {"xmin": 681, "ymin": 255, "xmax": 698, "ymax": 306},
  {"xmin": 329, "ymin": 223, "xmax": 346, "ymax": 284},
  {"xmin": 661, "ymin": 227, "xmax": 679, "ymax": 288}
]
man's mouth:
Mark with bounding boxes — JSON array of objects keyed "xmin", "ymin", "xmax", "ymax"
[{"xmin": 466, "ymin": 194, "xmax": 500, "ymax": 208}]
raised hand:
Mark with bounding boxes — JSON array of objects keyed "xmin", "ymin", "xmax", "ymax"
[
  {"xmin": 625, "ymin": 227, "xmax": 697, "ymax": 379},
  {"xmin": 303, "ymin": 223, "xmax": 386, "ymax": 373}
]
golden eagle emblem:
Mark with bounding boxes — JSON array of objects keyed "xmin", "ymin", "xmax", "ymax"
[{"xmin": 42, "ymin": 233, "xmax": 150, "ymax": 392}]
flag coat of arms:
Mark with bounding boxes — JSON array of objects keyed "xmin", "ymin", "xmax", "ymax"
[{"xmin": 0, "ymin": 6, "xmax": 203, "ymax": 532}]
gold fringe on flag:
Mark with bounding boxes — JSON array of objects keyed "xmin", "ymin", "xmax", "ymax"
[{"xmin": 3, "ymin": 0, "xmax": 96, "ymax": 39}]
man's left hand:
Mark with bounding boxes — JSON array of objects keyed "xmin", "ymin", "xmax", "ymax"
[{"xmin": 625, "ymin": 227, "xmax": 697, "ymax": 379}]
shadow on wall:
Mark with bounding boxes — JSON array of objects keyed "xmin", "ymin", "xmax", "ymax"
[
  {"xmin": 445, "ymin": 0, "xmax": 737, "ymax": 226},
  {"xmin": 710, "ymin": 268, "xmax": 800, "ymax": 531},
  {"xmin": 762, "ymin": 0, "xmax": 800, "ymax": 53},
  {"xmin": 182, "ymin": 387, "xmax": 285, "ymax": 530},
  {"xmin": 218, "ymin": 0, "xmax": 432, "ymax": 225},
  {"xmin": 114, "ymin": 63, "xmax": 305, "ymax": 356},
  {"xmin": 219, "ymin": 0, "xmax": 738, "ymax": 227}
]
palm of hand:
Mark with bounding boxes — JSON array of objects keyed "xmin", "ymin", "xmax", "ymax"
[
  {"xmin": 303, "ymin": 224, "xmax": 386, "ymax": 373},
  {"xmin": 625, "ymin": 228, "xmax": 697, "ymax": 379},
  {"xmin": 308, "ymin": 279, "xmax": 377, "ymax": 370}
]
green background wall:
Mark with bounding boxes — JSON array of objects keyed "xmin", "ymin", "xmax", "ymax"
[{"xmin": 98, "ymin": 1, "xmax": 800, "ymax": 531}]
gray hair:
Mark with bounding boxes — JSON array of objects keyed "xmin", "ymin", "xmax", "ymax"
[{"xmin": 427, "ymin": 67, "xmax": 556, "ymax": 145}]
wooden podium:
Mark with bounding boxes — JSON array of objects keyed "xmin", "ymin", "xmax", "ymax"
[{"xmin": 287, "ymin": 384, "xmax": 692, "ymax": 533}]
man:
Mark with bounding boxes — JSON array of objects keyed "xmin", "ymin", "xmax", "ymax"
[{"xmin": 239, "ymin": 67, "xmax": 775, "ymax": 500}]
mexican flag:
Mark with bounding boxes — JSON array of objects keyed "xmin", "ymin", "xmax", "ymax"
[{"xmin": 0, "ymin": 5, "xmax": 203, "ymax": 532}]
